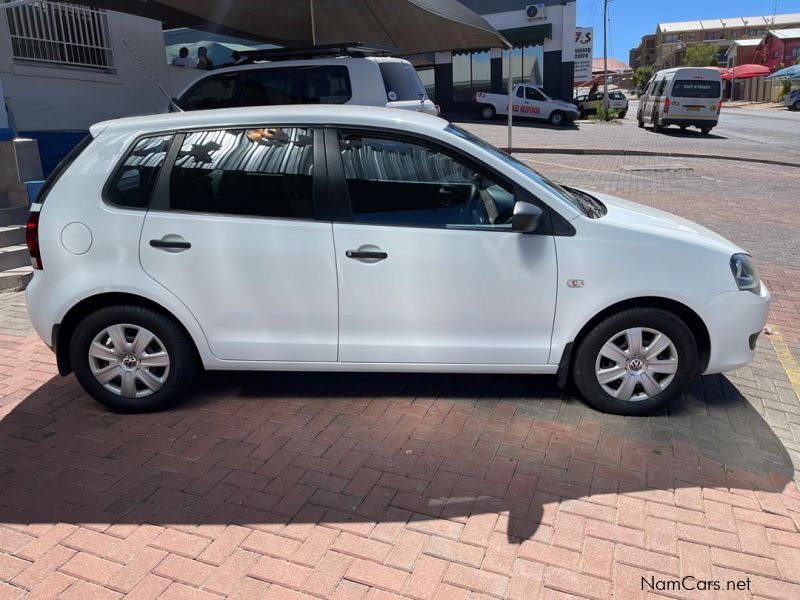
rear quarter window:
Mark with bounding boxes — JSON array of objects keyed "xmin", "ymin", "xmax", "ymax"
[
  {"xmin": 378, "ymin": 62, "xmax": 427, "ymax": 101},
  {"xmin": 105, "ymin": 135, "xmax": 172, "ymax": 209}
]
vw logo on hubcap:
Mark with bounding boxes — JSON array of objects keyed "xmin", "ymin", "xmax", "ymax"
[
  {"xmin": 120, "ymin": 354, "xmax": 139, "ymax": 370},
  {"xmin": 627, "ymin": 357, "xmax": 646, "ymax": 372}
]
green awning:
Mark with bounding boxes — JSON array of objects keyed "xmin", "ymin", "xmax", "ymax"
[{"xmin": 499, "ymin": 23, "xmax": 552, "ymax": 47}]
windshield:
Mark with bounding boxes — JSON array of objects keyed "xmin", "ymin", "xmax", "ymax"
[{"xmin": 445, "ymin": 124, "xmax": 605, "ymax": 218}]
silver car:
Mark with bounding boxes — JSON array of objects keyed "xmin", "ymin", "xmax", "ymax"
[{"xmin": 785, "ymin": 88, "xmax": 800, "ymax": 111}]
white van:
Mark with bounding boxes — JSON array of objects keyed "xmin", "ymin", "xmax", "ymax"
[
  {"xmin": 637, "ymin": 67, "xmax": 722, "ymax": 134},
  {"xmin": 174, "ymin": 46, "xmax": 437, "ymax": 116}
]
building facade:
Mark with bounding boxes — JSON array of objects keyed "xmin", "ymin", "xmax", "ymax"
[
  {"xmin": 425, "ymin": 0, "xmax": 577, "ymax": 110},
  {"xmin": 0, "ymin": 2, "xmax": 195, "ymax": 173},
  {"xmin": 629, "ymin": 12, "xmax": 800, "ymax": 70},
  {"xmin": 757, "ymin": 28, "xmax": 800, "ymax": 70}
]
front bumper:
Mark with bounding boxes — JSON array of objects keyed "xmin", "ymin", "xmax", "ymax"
[{"xmin": 699, "ymin": 284, "xmax": 771, "ymax": 374}]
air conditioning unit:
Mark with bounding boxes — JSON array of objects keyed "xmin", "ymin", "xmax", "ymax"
[{"xmin": 526, "ymin": 4, "xmax": 546, "ymax": 21}]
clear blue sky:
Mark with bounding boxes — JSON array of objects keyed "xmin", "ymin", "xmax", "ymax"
[{"xmin": 576, "ymin": 0, "xmax": 797, "ymax": 64}]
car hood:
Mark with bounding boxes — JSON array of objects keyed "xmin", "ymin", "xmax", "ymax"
[
  {"xmin": 553, "ymin": 99, "xmax": 579, "ymax": 112},
  {"xmin": 580, "ymin": 190, "xmax": 744, "ymax": 254}
]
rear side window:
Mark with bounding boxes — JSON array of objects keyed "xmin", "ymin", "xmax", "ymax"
[
  {"xmin": 106, "ymin": 135, "xmax": 172, "ymax": 209},
  {"xmin": 179, "ymin": 74, "xmax": 239, "ymax": 110},
  {"xmin": 672, "ymin": 80, "xmax": 721, "ymax": 98},
  {"xmin": 241, "ymin": 66, "xmax": 351, "ymax": 106},
  {"xmin": 378, "ymin": 62, "xmax": 427, "ymax": 101},
  {"xmin": 169, "ymin": 127, "xmax": 315, "ymax": 219},
  {"xmin": 35, "ymin": 135, "xmax": 93, "ymax": 204}
]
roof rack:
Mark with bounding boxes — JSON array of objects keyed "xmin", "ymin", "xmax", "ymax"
[{"xmin": 238, "ymin": 42, "xmax": 400, "ymax": 63}]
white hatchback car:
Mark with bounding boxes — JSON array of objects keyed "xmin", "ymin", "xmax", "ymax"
[{"xmin": 26, "ymin": 106, "xmax": 769, "ymax": 415}]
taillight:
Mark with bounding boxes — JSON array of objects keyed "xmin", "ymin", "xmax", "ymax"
[
  {"xmin": 664, "ymin": 98, "xmax": 670, "ymax": 113},
  {"xmin": 26, "ymin": 211, "xmax": 42, "ymax": 270}
]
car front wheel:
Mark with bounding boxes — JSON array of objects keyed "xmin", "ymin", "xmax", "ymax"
[
  {"xmin": 549, "ymin": 111, "xmax": 566, "ymax": 126},
  {"xmin": 572, "ymin": 308, "xmax": 698, "ymax": 415},
  {"xmin": 70, "ymin": 305, "xmax": 198, "ymax": 412}
]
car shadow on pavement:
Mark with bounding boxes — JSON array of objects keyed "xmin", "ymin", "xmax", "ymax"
[
  {"xmin": 0, "ymin": 371, "xmax": 794, "ymax": 543},
  {"xmin": 449, "ymin": 116, "xmax": 581, "ymax": 131},
  {"xmin": 652, "ymin": 128, "xmax": 727, "ymax": 140}
]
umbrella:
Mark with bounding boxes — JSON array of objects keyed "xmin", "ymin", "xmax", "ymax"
[
  {"xmin": 767, "ymin": 64, "xmax": 800, "ymax": 80},
  {"xmin": 722, "ymin": 64, "xmax": 771, "ymax": 80},
  {"xmin": 65, "ymin": 0, "xmax": 508, "ymax": 55}
]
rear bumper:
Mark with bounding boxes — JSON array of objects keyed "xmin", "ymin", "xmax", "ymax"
[
  {"xmin": 662, "ymin": 117, "xmax": 718, "ymax": 128},
  {"xmin": 699, "ymin": 285, "xmax": 771, "ymax": 374},
  {"xmin": 25, "ymin": 272, "xmax": 74, "ymax": 348}
]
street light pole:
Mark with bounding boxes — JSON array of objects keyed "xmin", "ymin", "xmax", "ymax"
[{"xmin": 603, "ymin": 0, "xmax": 610, "ymax": 120}]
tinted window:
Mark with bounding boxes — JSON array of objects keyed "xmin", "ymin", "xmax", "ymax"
[
  {"xmin": 671, "ymin": 80, "xmax": 721, "ymax": 98},
  {"xmin": 169, "ymin": 128, "xmax": 314, "ymax": 219},
  {"xmin": 378, "ymin": 62, "xmax": 427, "ymax": 101},
  {"xmin": 610, "ymin": 91, "xmax": 625, "ymax": 100},
  {"xmin": 242, "ymin": 66, "xmax": 351, "ymax": 106},
  {"xmin": 179, "ymin": 74, "xmax": 238, "ymax": 110},
  {"xmin": 106, "ymin": 135, "xmax": 171, "ymax": 209},
  {"xmin": 525, "ymin": 88, "xmax": 546, "ymax": 101},
  {"xmin": 339, "ymin": 132, "xmax": 514, "ymax": 230}
]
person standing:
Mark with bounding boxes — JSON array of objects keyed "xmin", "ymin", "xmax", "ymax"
[
  {"xmin": 196, "ymin": 46, "xmax": 214, "ymax": 70},
  {"xmin": 171, "ymin": 47, "xmax": 196, "ymax": 67}
]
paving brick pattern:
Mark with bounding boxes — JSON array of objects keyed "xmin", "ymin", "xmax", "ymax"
[{"xmin": 0, "ymin": 149, "xmax": 799, "ymax": 598}]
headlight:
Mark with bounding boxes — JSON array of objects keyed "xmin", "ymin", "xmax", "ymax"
[{"xmin": 730, "ymin": 253, "xmax": 761, "ymax": 294}]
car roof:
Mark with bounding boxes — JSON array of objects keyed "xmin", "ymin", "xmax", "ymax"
[
  {"xmin": 90, "ymin": 105, "xmax": 449, "ymax": 138},
  {"xmin": 188, "ymin": 55, "xmax": 406, "ymax": 78}
]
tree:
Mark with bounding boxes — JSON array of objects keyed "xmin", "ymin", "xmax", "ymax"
[
  {"xmin": 685, "ymin": 43, "xmax": 720, "ymax": 67},
  {"xmin": 633, "ymin": 65, "xmax": 656, "ymax": 95}
]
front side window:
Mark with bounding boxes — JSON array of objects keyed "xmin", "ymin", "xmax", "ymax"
[
  {"xmin": 169, "ymin": 128, "xmax": 314, "ymax": 219},
  {"xmin": 525, "ymin": 87, "xmax": 546, "ymax": 101},
  {"xmin": 179, "ymin": 74, "xmax": 238, "ymax": 110},
  {"xmin": 671, "ymin": 80, "xmax": 721, "ymax": 98},
  {"xmin": 107, "ymin": 135, "xmax": 171, "ymax": 209},
  {"xmin": 339, "ymin": 132, "xmax": 515, "ymax": 230}
]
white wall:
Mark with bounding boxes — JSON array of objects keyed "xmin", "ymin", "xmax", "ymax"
[{"xmin": 0, "ymin": 9, "xmax": 174, "ymax": 133}]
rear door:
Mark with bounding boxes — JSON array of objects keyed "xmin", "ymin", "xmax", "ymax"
[
  {"xmin": 669, "ymin": 76, "xmax": 722, "ymax": 120},
  {"xmin": 139, "ymin": 126, "xmax": 339, "ymax": 362}
]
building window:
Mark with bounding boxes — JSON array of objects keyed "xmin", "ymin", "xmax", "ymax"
[
  {"xmin": 704, "ymin": 31, "xmax": 723, "ymax": 41},
  {"xmin": 746, "ymin": 29, "xmax": 761, "ymax": 37},
  {"xmin": 6, "ymin": 1, "xmax": 114, "ymax": 69},
  {"xmin": 664, "ymin": 34, "xmax": 681, "ymax": 43},
  {"xmin": 794, "ymin": 47, "xmax": 800, "ymax": 61},
  {"xmin": 452, "ymin": 50, "xmax": 492, "ymax": 102},
  {"xmin": 502, "ymin": 45, "xmax": 544, "ymax": 86}
]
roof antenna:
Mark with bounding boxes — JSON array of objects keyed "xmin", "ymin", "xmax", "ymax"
[{"xmin": 122, "ymin": 39, "xmax": 183, "ymax": 113}]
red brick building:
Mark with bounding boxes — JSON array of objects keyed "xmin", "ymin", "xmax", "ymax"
[{"xmin": 757, "ymin": 28, "xmax": 800, "ymax": 70}]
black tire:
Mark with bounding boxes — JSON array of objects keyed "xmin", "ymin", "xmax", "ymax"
[
  {"xmin": 637, "ymin": 113, "xmax": 644, "ymax": 128},
  {"xmin": 792, "ymin": 101, "xmax": 800, "ymax": 111},
  {"xmin": 618, "ymin": 111, "xmax": 627, "ymax": 119},
  {"xmin": 701, "ymin": 127, "xmax": 712, "ymax": 135},
  {"xmin": 70, "ymin": 305, "xmax": 199, "ymax": 413},
  {"xmin": 479, "ymin": 104, "xmax": 496, "ymax": 120},
  {"xmin": 549, "ymin": 110, "xmax": 566, "ymax": 126},
  {"xmin": 571, "ymin": 308, "xmax": 699, "ymax": 416},
  {"xmin": 579, "ymin": 110, "xmax": 588, "ymax": 119},
  {"xmin": 652, "ymin": 110, "xmax": 662, "ymax": 132}
]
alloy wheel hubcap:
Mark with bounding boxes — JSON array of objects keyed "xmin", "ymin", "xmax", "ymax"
[
  {"xmin": 88, "ymin": 324, "xmax": 170, "ymax": 399},
  {"xmin": 594, "ymin": 327, "xmax": 679, "ymax": 402}
]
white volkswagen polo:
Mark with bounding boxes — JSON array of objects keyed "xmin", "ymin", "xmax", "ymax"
[{"xmin": 25, "ymin": 106, "xmax": 769, "ymax": 415}]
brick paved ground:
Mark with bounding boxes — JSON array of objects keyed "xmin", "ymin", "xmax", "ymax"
[{"xmin": 0, "ymin": 150, "xmax": 799, "ymax": 599}]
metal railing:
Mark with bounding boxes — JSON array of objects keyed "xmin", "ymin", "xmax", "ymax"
[{"xmin": 5, "ymin": 1, "xmax": 114, "ymax": 69}]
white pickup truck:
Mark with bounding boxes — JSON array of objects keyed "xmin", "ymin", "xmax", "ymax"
[{"xmin": 474, "ymin": 83, "xmax": 580, "ymax": 126}]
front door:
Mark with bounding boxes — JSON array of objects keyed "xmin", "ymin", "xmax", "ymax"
[
  {"xmin": 140, "ymin": 126, "xmax": 338, "ymax": 362},
  {"xmin": 329, "ymin": 130, "xmax": 558, "ymax": 365}
]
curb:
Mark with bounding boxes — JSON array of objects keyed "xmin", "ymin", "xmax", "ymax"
[{"xmin": 503, "ymin": 147, "xmax": 800, "ymax": 169}]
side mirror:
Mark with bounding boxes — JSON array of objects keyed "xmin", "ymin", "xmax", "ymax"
[{"xmin": 512, "ymin": 201, "xmax": 543, "ymax": 233}]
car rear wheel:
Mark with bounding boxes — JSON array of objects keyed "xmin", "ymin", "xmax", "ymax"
[
  {"xmin": 651, "ymin": 110, "xmax": 662, "ymax": 132},
  {"xmin": 480, "ymin": 105, "xmax": 496, "ymax": 120},
  {"xmin": 71, "ymin": 305, "xmax": 198, "ymax": 412},
  {"xmin": 572, "ymin": 308, "xmax": 698, "ymax": 415},
  {"xmin": 792, "ymin": 101, "xmax": 799, "ymax": 111},
  {"xmin": 637, "ymin": 113, "xmax": 644, "ymax": 127},
  {"xmin": 701, "ymin": 127, "xmax": 712, "ymax": 135},
  {"xmin": 618, "ymin": 110, "xmax": 627, "ymax": 119},
  {"xmin": 549, "ymin": 110, "xmax": 566, "ymax": 126}
]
